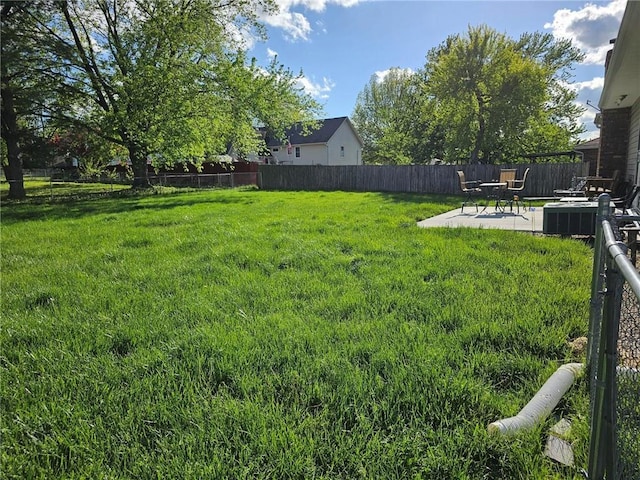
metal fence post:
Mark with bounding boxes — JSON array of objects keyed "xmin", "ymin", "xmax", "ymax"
[
  {"xmin": 588, "ymin": 201, "xmax": 626, "ymax": 480},
  {"xmin": 588, "ymin": 194, "xmax": 611, "ymax": 367},
  {"xmin": 587, "ymin": 194, "xmax": 610, "ymax": 479},
  {"xmin": 588, "ymin": 198, "xmax": 640, "ymax": 479},
  {"xmin": 603, "ymin": 254, "xmax": 624, "ymax": 477},
  {"xmin": 604, "ymin": 255, "xmax": 623, "ymax": 479}
]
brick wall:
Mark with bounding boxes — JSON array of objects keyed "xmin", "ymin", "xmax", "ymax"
[{"xmin": 599, "ymin": 107, "xmax": 631, "ymax": 178}]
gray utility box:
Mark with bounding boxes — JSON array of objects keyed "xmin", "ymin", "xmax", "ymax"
[{"xmin": 543, "ymin": 202, "xmax": 599, "ymax": 235}]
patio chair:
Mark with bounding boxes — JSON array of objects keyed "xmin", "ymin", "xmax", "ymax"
[
  {"xmin": 507, "ymin": 168, "xmax": 530, "ymax": 213},
  {"xmin": 496, "ymin": 169, "xmax": 517, "ymax": 210},
  {"xmin": 554, "ymin": 176, "xmax": 587, "ymax": 198},
  {"xmin": 612, "ymin": 184, "xmax": 640, "ymax": 210},
  {"xmin": 457, "ymin": 170, "xmax": 481, "ymax": 212},
  {"xmin": 499, "ymin": 169, "xmax": 517, "ymax": 186}
]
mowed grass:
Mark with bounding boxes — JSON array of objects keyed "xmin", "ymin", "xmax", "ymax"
[
  {"xmin": 1, "ymin": 188, "xmax": 593, "ymax": 478},
  {"xmin": 1, "ymin": 178, "xmax": 130, "ymax": 202}
]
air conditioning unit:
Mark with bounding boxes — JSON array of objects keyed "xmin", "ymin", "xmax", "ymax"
[{"xmin": 543, "ymin": 202, "xmax": 599, "ymax": 235}]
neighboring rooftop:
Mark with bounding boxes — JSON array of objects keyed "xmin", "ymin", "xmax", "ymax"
[
  {"xmin": 262, "ymin": 117, "xmax": 352, "ymax": 147},
  {"xmin": 574, "ymin": 138, "xmax": 600, "ymax": 151}
]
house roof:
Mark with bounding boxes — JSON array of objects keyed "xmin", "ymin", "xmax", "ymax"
[
  {"xmin": 262, "ymin": 117, "xmax": 363, "ymax": 147},
  {"xmin": 574, "ymin": 137, "xmax": 600, "ymax": 151},
  {"xmin": 599, "ymin": 1, "xmax": 640, "ymax": 110}
]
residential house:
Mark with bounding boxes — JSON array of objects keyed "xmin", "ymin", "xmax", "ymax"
[
  {"xmin": 262, "ymin": 117, "xmax": 363, "ymax": 166},
  {"xmin": 574, "ymin": 137, "xmax": 600, "ymax": 176},
  {"xmin": 596, "ymin": 1, "xmax": 640, "ymax": 186}
]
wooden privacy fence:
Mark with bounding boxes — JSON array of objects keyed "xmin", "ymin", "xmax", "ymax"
[{"xmin": 259, "ymin": 163, "xmax": 590, "ymax": 197}]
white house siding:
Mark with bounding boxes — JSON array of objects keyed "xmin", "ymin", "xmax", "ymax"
[
  {"xmin": 271, "ymin": 143, "xmax": 327, "ymax": 165},
  {"xmin": 295, "ymin": 144, "xmax": 327, "ymax": 165},
  {"xmin": 326, "ymin": 120, "xmax": 362, "ymax": 166},
  {"xmin": 268, "ymin": 118, "xmax": 363, "ymax": 166},
  {"xmin": 630, "ymin": 97, "xmax": 640, "ymax": 185}
]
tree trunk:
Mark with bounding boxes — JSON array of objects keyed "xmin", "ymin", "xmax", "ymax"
[
  {"xmin": 470, "ymin": 92, "xmax": 486, "ymax": 164},
  {"xmin": 127, "ymin": 142, "xmax": 151, "ymax": 188},
  {"xmin": 1, "ymin": 83, "xmax": 26, "ymax": 199}
]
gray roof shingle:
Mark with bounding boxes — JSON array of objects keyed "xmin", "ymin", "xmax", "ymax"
[{"xmin": 262, "ymin": 117, "xmax": 349, "ymax": 147}]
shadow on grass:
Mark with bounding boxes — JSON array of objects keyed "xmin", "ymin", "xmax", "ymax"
[
  {"xmin": 1, "ymin": 187, "xmax": 259, "ymax": 224},
  {"xmin": 378, "ymin": 192, "xmax": 462, "ymax": 205},
  {"xmin": 2, "ymin": 188, "xmax": 462, "ymax": 224}
]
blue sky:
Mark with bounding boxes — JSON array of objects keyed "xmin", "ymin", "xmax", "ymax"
[{"xmin": 247, "ymin": 0, "xmax": 628, "ymax": 141}]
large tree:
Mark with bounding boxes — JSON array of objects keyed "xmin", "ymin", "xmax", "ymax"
[
  {"xmin": 2, "ymin": 0, "xmax": 319, "ymax": 190},
  {"xmin": 352, "ymin": 68, "xmax": 435, "ymax": 165},
  {"xmin": 48, "ymin": 0, "xmax": 320, "ymax": 186},
  {"xmin": 1, "ymin": 1, "xmax": 58, "ymax": 199},
  {"xmin": 422, "ymin": 26, "xmax": 585, "ymax": 164}
]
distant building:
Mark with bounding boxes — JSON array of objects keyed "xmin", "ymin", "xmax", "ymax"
[
  {"xmin": 574, "ymin": 137, "xmax": 600, "ymax": 176},
  {"xmin": 261, "ymin": 117, "xmax": 363, "ymax": 166}
]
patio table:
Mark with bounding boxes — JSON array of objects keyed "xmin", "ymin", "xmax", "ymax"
[{"xmin": 479, "ymin": 182, "xmax": 508, "ymax": 212}]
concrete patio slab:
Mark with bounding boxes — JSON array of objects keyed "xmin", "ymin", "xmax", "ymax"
[{"xmin": 417, "ymin": 206, "xmax": 544, "ymax": 233}]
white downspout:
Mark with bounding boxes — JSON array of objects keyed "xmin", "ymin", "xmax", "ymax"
[{"xmin": 488, "ymin": 363, "xmax": 584, "ymax": 435}]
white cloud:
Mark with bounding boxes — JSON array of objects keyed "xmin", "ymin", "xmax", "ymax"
[
  {"xmin": 263, "ymin": 0, "xmax": 360, "ymax": 42},
  {"xmin": 267, "ymin": 48, "xmax": 279, "ymax": 59},
  {"xmin": 558, "ymin": 78, "xmax": 604, "ymax": 138},
  {"xmin": 565, "ymin": 76, "xmax": 605, "ymax": 113},
  {"xmin": 578, "ymin": 105, "xmax": 597, "ymax": 126},
  {"xmin": 374, "ymin": 67, "xmax": 414, "ymax": 83},
  {"xmin": 544, "ymin": 0, "xmax": 626, "ymax": 65},
  {"xmin": 578, "ymin": 106, "xmax": 600, "ymax": 141},
  {"xmin": 264, "ymin": 10, "xmax": 312, "ymax": 42},
  {"xmin": 276, "ymin": 0, "xmax": 360, "ymax": 13},
  {"xmin": 296, "ymin": 76, "xmax": 335, "ymax": 99},
  {"xmin": 571, "ymin": 76, "xmax": 605, "ymax": 92},
  {"xmin": 224, "ymin": 23, "xmax": 257, "ymax": 50},
  {"xmin": 564, "ymin": 75, "xmax": 604, "ymax": 98}
]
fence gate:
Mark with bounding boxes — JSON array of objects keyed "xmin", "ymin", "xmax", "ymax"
[{"xmin": 588, "ymin": 194, "xmax": 640, "ymax": 479}]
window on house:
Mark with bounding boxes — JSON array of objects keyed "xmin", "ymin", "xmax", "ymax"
[
  {"xmin": 340, "ymin": 146, "xmax": 345, "ymax": 157},
  {"xmin": 295, "ymin": 147, "xmax": 301, "ymax": 158}
]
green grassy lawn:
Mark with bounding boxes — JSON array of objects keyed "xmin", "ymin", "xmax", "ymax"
[
  {"xmin": 1, "ymin": 178, "xmax": 131, "ymax": 202},
  {"xmin": 1, "ymin": 188, "xmax": 593, "ymax": 478}
]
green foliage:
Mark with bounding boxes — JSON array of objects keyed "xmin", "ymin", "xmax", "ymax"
[
  {"xmin": 2, "ymin": 0, "xmax": 319, "ymax": 186},
  {"xmin": 423, "ymin": 26, "xmax": 585, "ymax": 163},
  {"xmin": 352, "ymin": 25, "xmax": 586, "ymax": 165},
  {"xmin": 1, "ymin": 190, "xmax": 593, "ymax": 477},
  {"xmin": 50, "ymin": 129, "xmax": 128, "ymax": 179},
  {"xmin": 1, "ymin": 1, "xmax": 61, "ymax": 197},
  {"xmin": 352, "ymin": 68, "xmax": 440, "ymax": 165},
  {"xmin": 0, "ymin": 138, "xmax": 6, "ymax": 166}
]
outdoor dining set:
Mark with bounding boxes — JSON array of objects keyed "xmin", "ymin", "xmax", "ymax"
[{"xmin": 457, "ymin": 168, "xmax": 530, "ymax": 214}]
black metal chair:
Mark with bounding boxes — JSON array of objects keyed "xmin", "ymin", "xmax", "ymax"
[
  {"xmin": 554, "ymin": 176, "xmax": 587, "ymax": 198},
  {"xmin": 612, "ymin": 184, "xmax": 640, "ymax": 209},
  {"xmin": 457, "ymin": 170, "xmax": 481, "ymax": 212}
]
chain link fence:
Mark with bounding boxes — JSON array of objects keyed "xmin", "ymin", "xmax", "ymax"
[
  {"xmin": 588, "ymin": 194, "xmax": 640, "ymax": 479},
  {"xmin": 146, "ymin": 172, "xmax": 260, "ymax": 188},
  {"xmin": 2, "ymin": 171, "xmax": 261, "ymax": 200}
]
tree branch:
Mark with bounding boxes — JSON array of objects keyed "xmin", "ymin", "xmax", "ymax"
[{"xmin": 59, "ymin": 0, "xmax": 111, "ymax": 112}]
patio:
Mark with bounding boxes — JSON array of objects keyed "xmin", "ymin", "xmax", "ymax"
[{"xmin": 418, "ymin": 206, "xmax": 545, "ymax": 233}]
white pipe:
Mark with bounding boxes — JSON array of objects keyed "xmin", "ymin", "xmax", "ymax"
[{"xmin": 488, "ymin": 363, "xmax": 584, "ymax": 435}]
